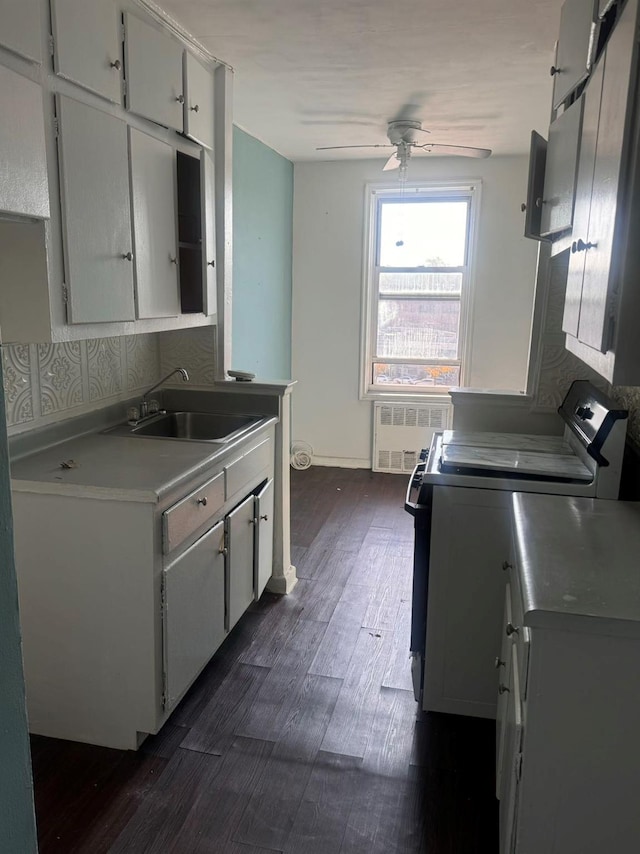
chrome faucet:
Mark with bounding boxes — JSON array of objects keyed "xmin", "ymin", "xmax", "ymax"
[{"xmin": 139, "ymin": 367, "xmax": 189, "ymax": 418}]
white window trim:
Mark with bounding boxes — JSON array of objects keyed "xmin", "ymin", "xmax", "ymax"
[{"xmin": 359, "ymin": 179, "xmax": 482, "ymax": 401}]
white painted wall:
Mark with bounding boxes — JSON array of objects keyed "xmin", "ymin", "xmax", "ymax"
[{"xmin": 291, "ymin": 156, "xmax": 538, "ymax": 466}]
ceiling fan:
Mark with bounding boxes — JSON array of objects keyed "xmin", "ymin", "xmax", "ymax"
[{"xmin": 316, "ymin": 119, "xmax": 491, "ymax": 177}]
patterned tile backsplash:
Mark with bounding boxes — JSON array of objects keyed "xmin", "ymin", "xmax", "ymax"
[
  {"xmin": 1, "ymin": 334, "xmax": 161, "ymax": 433},
  {"xmin": 159, "ymin": 327, "xmax": 217, "ymax": 388}
]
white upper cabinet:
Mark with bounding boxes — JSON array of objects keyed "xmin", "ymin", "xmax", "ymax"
[
  {"xmin": 0, "ymin": 65, "xmax": 49, "ymax": 218},
  {"xmin": 57, "ymin": 96, "xmax": 135, "ymax": 324},
  {"xmin": 183, "ymin": 52, "xmax": 214, "ymax": 150},
  {"xmin": 50, "ymin": 0, "xmax": 122, "ymax": 103},
  {"xmin": 124, "ymin": 12, "xmax": 184, "ymax": 131},
  {"xmin": 551, "ymin": 0, "xmax": 599, "ymax": 110},
  {"xmin": 0, "ymin": 0, "xmax": 42, "ymax": 63},
  {"xmin": 539, "ymin": 96, "xmax": 583, "ymax": 236},
  {"xmin": 562, "ymin": 0, "xmax": 640, "ymax": 384},
  {"xmin": 129, "ymin": 127, "xmax": 180, "ymax": 319}
]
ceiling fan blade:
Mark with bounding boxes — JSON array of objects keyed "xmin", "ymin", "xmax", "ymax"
[
  {"xmin": 382, "ymin": 152, "xmax": 400, "ymax": 171},
  {"xmin": 315, "ymin": 144, "xmax": 393, "ymax": 150},
  {"xmin": 415, "ymin": 143, "xmax": 492, "ymax": 158}
]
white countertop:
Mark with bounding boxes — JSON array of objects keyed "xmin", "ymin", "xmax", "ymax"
[
  {"xmin": 512, "ymin": 493, "xmax": 640, "ymax": 636},
  {"xmin": 10, "ymin": 419, "xmax": 275, "ymax": 503}
]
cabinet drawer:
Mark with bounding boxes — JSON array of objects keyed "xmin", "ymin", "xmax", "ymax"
[
  {"xmin": 163, "ymin": 470, "xmax": 224, "ymax": 554},
  {"xmin": 225, "ymin": 437, "xmax": 272, "ymax": 498}
]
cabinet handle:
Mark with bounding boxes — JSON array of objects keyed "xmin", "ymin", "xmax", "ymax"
[
  {"xmin": 260, "ymin": 514, "xmax": 269, "ymax": 521},
  {"xmin": 208, "ymin": 259, "xmax": 216, "ymax": 267},
  {"xmin": 550, "ymin": 65, "xmax": 561, "ymax": 76},
  {"xmin": 495, "ymin": 657, "xmax": 506, "ymax": 669},
  {"xmin": 498, "ymin": 683, "xmax": 510, "ymax": 694},
  {"xmin": 505, "ymin": 622, "xmax": 520, "ymax": 637},
  {"xmin": 196, "ymin": 497, "xmax": 208, "ymax": 506},
  {"xmin": 176, "ymin": 94, "xmax": 185, "ymax": 104},
  {"xmin": 110, "ymin": 59, "xmax": 122, "ymax": 71},
  {"xmin": 122, "ymin": 252, "xmax": 133, "ymax": 261},
  {"xmin": 218, "ymin": 546, "xmax": 228, "ymax": 556},
  {"xmin": 502, "ymin": 560, "xmax": 512, "ymax": 572},
  {"xmin": 190, "ymin": 104, "xmax": 200, "ymax": 112}
]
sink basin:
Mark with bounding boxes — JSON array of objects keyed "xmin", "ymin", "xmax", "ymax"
[{"xmin": 130, "ymin": 411, "xmax": 261, "ymax": 443}]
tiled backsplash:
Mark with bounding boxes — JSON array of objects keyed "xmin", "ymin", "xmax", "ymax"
[
  {"xmin": 1, "ymin": 334, "xmax": 161, "ymax": 433},
  {"xmin": 158, "ymin": 326, "xmax": 217, "ymax": 387}
]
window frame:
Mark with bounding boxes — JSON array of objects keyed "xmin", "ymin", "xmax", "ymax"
[{"xmin": 360, "ymin": 180, "xmax": 481, "ymax": 399}]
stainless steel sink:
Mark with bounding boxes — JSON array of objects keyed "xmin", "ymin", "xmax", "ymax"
[{"xmin": 121, "ymin": 411, "xmax": 262, "ymax": 443}]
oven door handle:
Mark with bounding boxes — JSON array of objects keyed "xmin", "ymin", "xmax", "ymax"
[{"xmin": 405, "ymin": 461, "xmax": 427, "ymax": 516}]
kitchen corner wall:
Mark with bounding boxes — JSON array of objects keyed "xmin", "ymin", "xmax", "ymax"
[{"xmin": 1, "ymin": 334, "xmax": 161, "ymax": 434}]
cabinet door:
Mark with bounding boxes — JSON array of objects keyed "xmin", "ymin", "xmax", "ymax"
[
  {"xmin": 57, "ymin": 96, "xmax": 135, "ymax": 323},
  {"xmin": 499, "ymin": 650, "xmax": 523, "ymax": 854},
  {"xmin": 226, "ymin": 494, "xmax": 255, "ymax": 631},
  {"xmin": 201, "ymin": 149, "xmax": 217, "ymax": 316},
  {"xmin": 254, "ymin": 478, "xmax": 274, "ymax": 599},
  {"xmin": 51, "ymin": 0, "xmax": 122, "ymax": 103},
  {"xmin": 540, "ymin": 97, "xmax": 583, "ymax": 236},
  {"xmin": 163, "ymin": 521, "xmax": 226, "ymax": 710},
  {"xmin": 522, "ymin": 131, "xmax": 547, "ymax": 241},
  {"xmin": 0, "ymin": 0, "xmax": 42, "ymax": 62},
  {"xmin": 124, "ymin": 12, "xmax": 183, "ymax": 131},
  {"xmin": 552, "ymin": 0, "xmax": 599, "ymax": 109},
  {"xmin": 0, "ymin": 66, "xmax": 49, "ymax": 219},
  {"xmin": 563, "ymin": 58, "xmax": 604, "ymax": 338},
  {"xmin": 184, "ymin": 52, "xmax": 214, "ymax": 150},
  {"xmin": 577, "ymin": 17, "xmax": 636, "ymax": 353},
  {"xmin": 129, "ymin": 128, "xmax": 180, "ymax": 318}
]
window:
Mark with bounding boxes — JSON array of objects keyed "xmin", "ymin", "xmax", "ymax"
[{"xmin": 361, "ymin": 182, "xmax": 479, "ymax": 397}]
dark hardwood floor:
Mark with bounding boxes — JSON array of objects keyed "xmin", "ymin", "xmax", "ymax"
[{"xmin": 30, "ymin": 467, "xmax": 498, "ymax": 853}]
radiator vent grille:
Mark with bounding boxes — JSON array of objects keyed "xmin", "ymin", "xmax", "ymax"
[{"xmin": 373, "ymin": 402, "xmax": 452, "ymax": 474}]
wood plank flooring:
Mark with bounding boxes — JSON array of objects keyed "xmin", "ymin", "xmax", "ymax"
[{"xmin": 30, "ymin": 466, "xmax": 498, "ymax": 853}]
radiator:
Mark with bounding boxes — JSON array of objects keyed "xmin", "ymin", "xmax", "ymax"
[{"xmin": 373, "ymin": 401, "xmax": 452, "ymax": 474}]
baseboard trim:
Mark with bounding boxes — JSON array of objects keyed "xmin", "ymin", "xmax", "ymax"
[{"xmin": 310, "ymin": 456, "xmax": 371, "ymax": 469}]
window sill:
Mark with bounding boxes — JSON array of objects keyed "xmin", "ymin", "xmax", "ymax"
[{"xmin": 360, "ymin": 388, "xmax": 453, "ymax": 404}]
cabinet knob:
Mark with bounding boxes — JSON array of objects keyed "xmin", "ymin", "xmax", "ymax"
[
  {"xmin": 170, "ymin": 256, "xmax": 177, "ymax": 265},
  {"xmin": 260, "ymin": 514, "xmax": 269, "ymax": 522},
  {"xmin": 498, "ymin": 683, "xmax": 510, "ymax": 694},
  {"xmin": 495, "ymin": 657, "xmax": 506, "ymax": 669},
  {"xmin": 577, "ymin": 238, "xmax": 596, "ymax": 252},
  {"xmin": 196, "ymin": 496, "xmax": 208, "ymax": 506},
  {"xmin": 502, "ymin": 560, "xmax": 512, "ymax": 572},
  {"xmin": 208, "ymin": 259, "xmax": 216, "ymax": 267},
  {"xmin": 218, "ymin": 546, "xmax": 228, "ymax": 556},
  {"xmin": 110, "ymin": 59, "xmax": 122, "ymax": 71},
  {"xmin": 535, "ymin": 197, "xmax": 543, "ymax": 209},
  {"xmin": 505, "ymin": 622, "xmax": 519, "ymax": 637},
  {"xmin": 249, "ymin": 518, "xmax": 257, "ymax": 525},
  {"xmin": 520, "ymin": 202, "xmax": 527, "ymax": 212},
  {"xmin": 550, "ymin": 65, "xmax": 561, "ymax": 76},
  {"xmin": 122, "ymin": 252, "xmax": 133, "ymax": 261},
  {"xmin": 176, "ymin": 94, "xmax": 185, "ymax": 104},
  {"xmin": 190, "ymin": 104, "xmax": 200, "ymax": 112},
  {"xmin": 571, "ymin": 241, "xmax": 578, "ymax": 254}
]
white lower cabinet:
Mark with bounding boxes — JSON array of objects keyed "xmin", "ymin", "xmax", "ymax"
[
  {"xmin": 423, "ymin": 485, "xmax": 511, "ymax": 718},
  {"xmin": 226, "ymin": 493, "xmax": 256, "ymax": 631},
  {"xmin": 163, "ymin": 520, "xmax": 226, "ymax": 710},
  {"xmin": 12, "ymin": 427, "xmax": 275, "ymax": 749},
  {"xmin": 255, "ymin": 478, "xmax": 274, "ymax": 599}
]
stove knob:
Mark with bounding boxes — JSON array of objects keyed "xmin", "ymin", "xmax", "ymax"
[{"xmin": 576, "ymin": 405, "xmax": 594, "ymax": 420}]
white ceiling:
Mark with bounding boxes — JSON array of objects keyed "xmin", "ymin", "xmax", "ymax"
[{"xmin": 161, "ymin": 0, "xmax": 563, "ymax": 161}]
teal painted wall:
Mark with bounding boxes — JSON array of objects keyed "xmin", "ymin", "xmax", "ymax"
[
  {"xmin": 0, "ymin": 362, "xmax": 37, "ymax": 852},
  {"xmin": 232, "ymin": 127, "xmax": 293, "ymax": 379}
]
